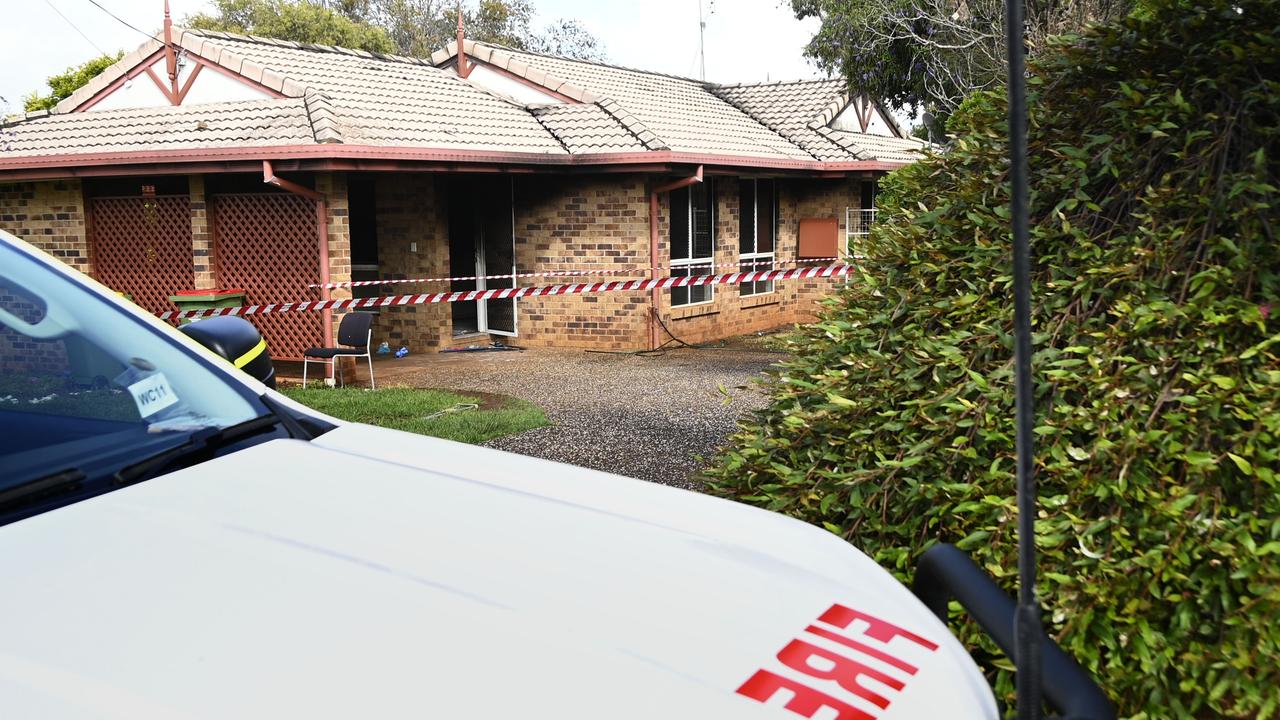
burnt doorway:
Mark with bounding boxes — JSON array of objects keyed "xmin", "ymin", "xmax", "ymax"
[{"xmin": 448, "ymin": 177, "xmax": 516, "ymax": 337}]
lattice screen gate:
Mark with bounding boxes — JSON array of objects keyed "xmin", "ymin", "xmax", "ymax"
[
  {"xmin": 211, "ymin": 193, "xmax": 323, "ymax": 361},
  {"xmin": 90, "ymin": 196, "xmax": 193, "ymax": 319}
]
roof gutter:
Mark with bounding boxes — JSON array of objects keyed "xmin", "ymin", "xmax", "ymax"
[
  {"xmin": 647, "ymin": 166, "xmax": 703, "ymax": 350},
  {"xmin": 263, "ymin": 160, "xmax": 335, "ymax": 370},
  {"xmin": 0, "ymin": 146, "xmax": 907, "ymax": 181}
]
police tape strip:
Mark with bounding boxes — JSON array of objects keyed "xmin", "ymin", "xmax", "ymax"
[
  {"xmin": 162, "ymin": 264, "xmax": 853, "ymax": 321},
  {"xmin": 308, "ymin": 257, "xmax": 842, "ymax": 289}
]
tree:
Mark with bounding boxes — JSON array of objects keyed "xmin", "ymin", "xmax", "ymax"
[
  {"xmin": 187, "ymin": 0, "xmax": 396, "ymax": 53},
  {"xmin": 457, "ymin": 0, "xmax": 536, "ymax": 48},
  {"xmin": 357, "ymin": 0, "xmax": 452, "ymax": 58},
  {"xmin": 707, "ymin": 1, "xmax": 1279, "ymax": 715},
  {"xmin": 529, "ymin": 19, "xmax": 607, "ymax": 62},
  {"xmin": 791, "ymin": 0, "xmax": 1132, "ymax": 138},
  {"xmin": 23, "ymin": 52, "xmax": 124, "ymax": 112},
  {"xmin": 330, "ymin": 0, "xmax": 608, "ymax": 60}
]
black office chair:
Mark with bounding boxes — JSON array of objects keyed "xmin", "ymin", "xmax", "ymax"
[{"xmin": 302, "ymin": 311, "xmax": 376, "ymax": 389}]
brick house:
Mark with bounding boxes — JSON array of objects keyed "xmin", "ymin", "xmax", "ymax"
[{"xmin": 0, "ymin": 22, "xmax": 922, "ymax": 357}]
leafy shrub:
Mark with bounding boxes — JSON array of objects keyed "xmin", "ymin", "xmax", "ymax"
[{"xmin": 705, "ymin": 2, "xmax": 1279, "ymax": 717}]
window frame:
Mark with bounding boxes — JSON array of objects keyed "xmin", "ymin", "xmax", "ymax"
[
  {"xmin": 845, "ymin": 180, "xmax": 878, "ymax": 260},
  {"xmin": 670, "ymin": 181, "xmax": 715, "ymax": 308},
  {"xmin": 739, "ymin": 178, "xmax": 776, "ymax": 297}
]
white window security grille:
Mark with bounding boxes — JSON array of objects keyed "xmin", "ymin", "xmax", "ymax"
[
  {"xmin": 740, "ymin": 178, "xmax": 776, "ymax": 296},
  {"xmin": 670, "ymin": 181, "xmax": 715, "ymax": 307}
]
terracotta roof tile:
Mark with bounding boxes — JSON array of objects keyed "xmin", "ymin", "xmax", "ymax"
[
  {"xmin": 461, "ymin": 42, "xmax": 815, "ymax": 160},
  {"xmin": 531, "ymin": 103, "xmax": 649, "ymax": 153},
  {"xmin": 819, "ymin": 128, "xmax": 928, "ymax": 162},
  {"xmin": 1, "ymin": 98, "xmax": 314, "ymax": 155},
  {"xmin": 187, "ymin": 32, "xmax": 566, "ymax": 154},
  {"xmin": 4, "ymin": 28, "xmax": 921, "ymax": 170},
  {"xmin": 711, "ymin": 79, "xmax": 859, "ymax": 160}
]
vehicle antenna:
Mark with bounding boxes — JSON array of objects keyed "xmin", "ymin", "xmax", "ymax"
[
  {"xmin": 1004, "ymin": 0, "xmax": 1043, "ymax": 719},
  {"xmin": 697, "ymin": 0, "xmax": 714, "ymax": 81}
]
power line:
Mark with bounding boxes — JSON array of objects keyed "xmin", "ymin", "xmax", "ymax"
[
  {"xmin": 84, "ymin": 0, "xmax": 161, "ymax": 43},
  {"xmin": 44, "ymin": 0, "xmax": 108, "ymax": 56}
]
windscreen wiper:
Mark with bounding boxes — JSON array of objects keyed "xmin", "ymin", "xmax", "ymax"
[
  {"xmin": 2, "ymin": 400, "xmax": 312, "ymax": 518},
  {"xmin": 0, "ymin": 469, "xmax": 87, "ymax": 513},
  {"xmin": 113, "ymin": 395, "xmax": 315, "ymax": 487},
  {"xmin": 258, "ymin": 392, "xmax": 315, "ymax": 441},
  {"xmin": 113, "ymin": 414, "xmax": 283, "ymax": 486}
]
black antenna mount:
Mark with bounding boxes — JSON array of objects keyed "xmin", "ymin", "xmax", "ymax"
[{"xmin": 1004, "ymin": 1, "xmax": 1044, "ymax": 718}]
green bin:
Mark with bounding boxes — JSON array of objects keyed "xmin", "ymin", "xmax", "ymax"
[{"xmin": 168, "ymin": 288, "xmax": 247, "ymax": 326}]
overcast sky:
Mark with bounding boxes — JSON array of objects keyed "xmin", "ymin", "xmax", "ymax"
[{"xmin": 0, "ymin": 0, "xmax": 825, "ymax": 113}]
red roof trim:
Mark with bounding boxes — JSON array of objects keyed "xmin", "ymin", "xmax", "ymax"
[
  {"xmin": 466, "ymin": 58, "xmax": 580, "ymax": 104},
  {"xmin": 73, "ymin": 49, "xmax": 169, "ymax": 113},
  {"xmin": 71, "ymin": 47, "xmax": 289, "ymax": 114},
  {"xmin": 187, "ymin": 51, "xmax": 290, "ymax": 99},
  {"xmin": 0, "ymin": 144, "xmax": 905, "ymax": 180}
]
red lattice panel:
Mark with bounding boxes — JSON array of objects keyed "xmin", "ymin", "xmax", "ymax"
[
  {"xmin": 212, "ymin": 193, "xmax": 323, "ymax": 360},
  {"xmin": 90, "ymin": 196, "xmax": 194, "ymax": 319}
]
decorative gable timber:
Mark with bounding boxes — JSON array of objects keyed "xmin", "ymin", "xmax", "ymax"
[
  {"xmin": 812, "ymin": 94, "xmax": 905, "ymax": 139},
  {"xmin": 431, "ymin": 40, "xmax": 597, "ymax": 105},
  {"xmin": 53, "ymin": 29, "xmax": 305, "ymax": 116}
]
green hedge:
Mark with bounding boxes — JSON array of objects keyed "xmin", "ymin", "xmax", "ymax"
[{"xmin": 705, "ymin": 2, "xmax": 1279, "ymax": 717}]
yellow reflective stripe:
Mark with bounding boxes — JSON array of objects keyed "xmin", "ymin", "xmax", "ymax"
[{"xmin": 232, "ymin": 338, "xmax": 267, "ymax": 369}]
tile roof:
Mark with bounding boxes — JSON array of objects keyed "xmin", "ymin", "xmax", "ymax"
[
  {"xmin": 819, "ymin": 128, "xmax": 928, "ymax": 163},
  {"xmin": 184, "ymin": 31, "xmax": 566, "ymax": 153},
  {"xmin": 0, "ymin": 98, "xmax": 315, "ymax": 155},
  {"xmin": 712, "ymin": 79, "xmax": 927, "ymax": 162},
  {"xmin": 711, "ymin": 79, "xmax": 862, "ymax": 161},
  {"xmin": 531, "ymin": 104, "xmax": 648, "ymax": 154},
  {"xmin": 1, "ymin": 28, "xmax": 921, "ymax": 171},
  {"xmin": 441, "ymin": 40, "xmax": 817, "ymax": 160}
]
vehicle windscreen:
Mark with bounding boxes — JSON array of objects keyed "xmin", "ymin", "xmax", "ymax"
[{"xmin": 0, "ymin": 241, "xmax": 268, "ymax": 500}]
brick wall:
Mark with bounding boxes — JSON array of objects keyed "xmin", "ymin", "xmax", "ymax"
[
  {"xmin": 315, "ymin": 172, "xmax": 353, "ymax": 349},
  {"xmin": 317, "ymin": 172, "xmax": 352, "ymax": 299},
  {"xmin": 189, "ymin": 175, "xmax": 214, "ymax": 289},
  {"xmin": 0, "ymin": 180, "xmax": 89, "ymax": 274},
  {"xmin": 651, "ymin": 175, "xmax": 860, "ymax": 346},
  {"xmin": 513, "ymin": 174, "xmax": 650, "ymax": 350},
  {"xmin": 369, "ymin": 173, "xmax": 654, "ymax": 352},
  {"xmin": 0, "ymin": 283, "xmax": 70, "ymax": 377},
  {"xmin": 1, "ymin": 172, "xmax": 862, "ymax": 354},
  {"xmin": 784, "ymin": 176, "xmax": 863, "ymax": 317},
  {"xmin": 372, "ymin": 173, "xmax": 451, "ymax": 350},
  {"xmin": 364, "ymin": 172, "xmax": 860, "ymax": 352}
]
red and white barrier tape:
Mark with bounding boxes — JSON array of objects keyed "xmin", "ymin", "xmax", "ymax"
[
  {"xmin": 308, "ymin": 257, "xmax": 842, "ymax": 289},
  {"xmin": 163, "ymin": 264, "xmax": 852, "ymax": 321}
]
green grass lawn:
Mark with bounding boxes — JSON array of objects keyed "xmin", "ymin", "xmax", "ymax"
[{"xmin": 281, "ymin": 386, "xmax": 548, "ymax": 445}]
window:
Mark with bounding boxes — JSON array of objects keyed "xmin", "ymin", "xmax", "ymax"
[
  {"xmin": 670, "ymin": 181, "xmax": 715, "ymax": 307},
  {"xmin": 845, "ymin": 180, "xmax": 878, "ymax": 259},
  {"xmin": 739, "ymin": 178, "xmax": 776, "ymax": 296}
]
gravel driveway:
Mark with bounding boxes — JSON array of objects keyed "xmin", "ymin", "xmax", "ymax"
[{"xmin": 369, "ymin": 343, "xmax": 786, "ymax": 489}]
